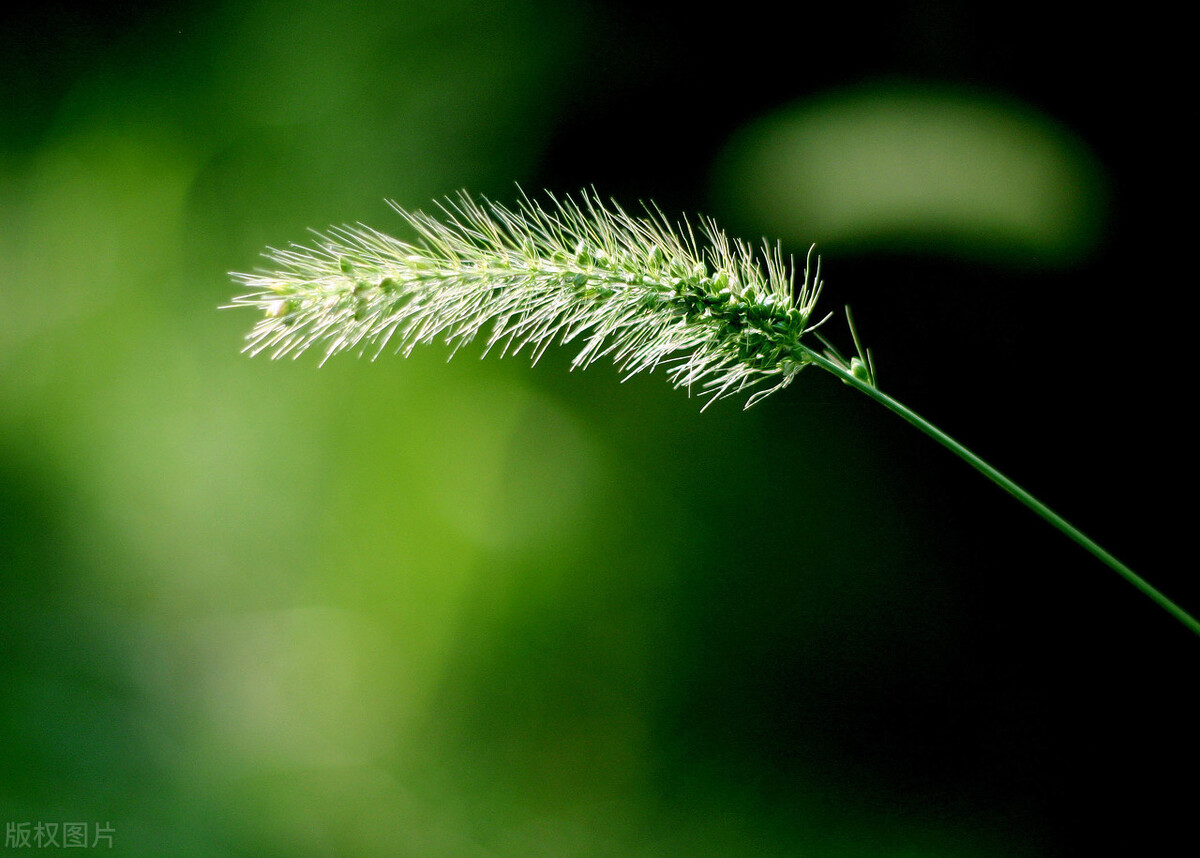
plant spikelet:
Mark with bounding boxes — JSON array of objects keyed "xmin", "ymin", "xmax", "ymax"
[{"xmin": 230, "ymin": 189, "xmax": 828, "ymax": 408}]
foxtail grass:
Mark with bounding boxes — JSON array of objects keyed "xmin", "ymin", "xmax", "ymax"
[{"xmin": 230, "ymin": 189, "xmax": 1199, "ymax": 638}]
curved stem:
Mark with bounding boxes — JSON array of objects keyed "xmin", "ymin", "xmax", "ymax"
[{"xmin": 798, "ymin": 345, "xmax": 1200, "ymax": 638}]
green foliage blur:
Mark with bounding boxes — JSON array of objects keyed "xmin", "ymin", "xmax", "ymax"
[{"xmin": 2, "ymin": 1, "xmax": 1196, "ymax": 855}]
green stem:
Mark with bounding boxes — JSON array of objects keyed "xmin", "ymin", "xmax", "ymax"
[{"xmin": 798, "ymin": 345, "xmax": 1200, "ymax": 638}]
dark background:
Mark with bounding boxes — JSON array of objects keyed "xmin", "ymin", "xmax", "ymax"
[{"xmin": 3, "ymin": 1, "xmax": 1195, "ymax": 854}]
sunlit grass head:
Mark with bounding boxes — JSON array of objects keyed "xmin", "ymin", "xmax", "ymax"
[{"xmin": 231, "ymin": 189, "xmax": 828, "ymax": 409}]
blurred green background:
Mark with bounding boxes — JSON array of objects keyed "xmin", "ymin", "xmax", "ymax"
[{"xmin": 2, "ymin": 1, "xmax": 1195, "ymax": 854}]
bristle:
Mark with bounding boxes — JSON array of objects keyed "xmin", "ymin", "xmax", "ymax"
[{"xmin": 229, "ymin": 189, "xmax": 826, "ymax": 408}]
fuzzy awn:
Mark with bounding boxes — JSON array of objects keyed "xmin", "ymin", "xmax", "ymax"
[{"xmin": 229, "ymin": 189, "xmax": 1199, "ymax": 637}]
